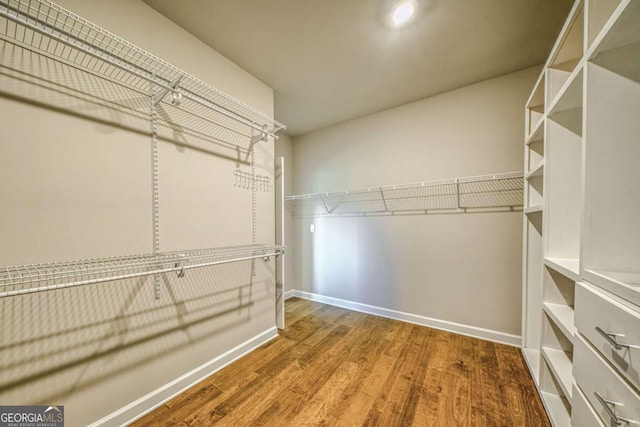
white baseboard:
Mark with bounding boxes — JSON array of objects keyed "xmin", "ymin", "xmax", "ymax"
[
  {"xmin": 89, "ymin": 327, "xmax": 279, "ymax": 427},
  {"xmin": 284, "ymin": 289, "xmax": 296, "ymax": 300},
  {"xmin": 289, "ymin": 290, "xmax": 521, "ymax": 347}
]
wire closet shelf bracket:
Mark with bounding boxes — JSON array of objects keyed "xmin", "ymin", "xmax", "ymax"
[{"xmin": 286, "ymin": 172, "xmax": 524, "ymax": 217}]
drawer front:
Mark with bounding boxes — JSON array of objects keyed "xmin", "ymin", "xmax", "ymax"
[
  {"xmin": 575, "ymin": 282, "xmax": 640, "ymax": 390},
  {"xmin": 574, "ymin": 334, "xmax": 640, "ymax": 426},
  {"xmin": 571, "ymin": 384, "xmax": 605, "ymax": 427}
]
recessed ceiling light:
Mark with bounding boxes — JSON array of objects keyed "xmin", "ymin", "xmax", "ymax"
[{"xmin": 391, "ymin": 1, "xmax": 416, "ymax": 26}]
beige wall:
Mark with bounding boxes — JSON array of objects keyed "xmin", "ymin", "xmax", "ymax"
[
  {"xmin": 0, "ymin": 1, "xmax": 277, "ymax": 426},
  {"xmin": 290, "ymin": 66, "xmax": 541, "ymax": 338}
]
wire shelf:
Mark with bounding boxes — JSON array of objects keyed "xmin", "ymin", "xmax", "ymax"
[
  {"xmin": 286, "ymin": 172, "xmax": 524, "ymax": 217},
  {"xmin": 0, "ymin": 244, "xmax": 285, "ymax": 298},
  {"xmin": 0, "ymin": 0, "xmax": 285, "ymax": 143}
]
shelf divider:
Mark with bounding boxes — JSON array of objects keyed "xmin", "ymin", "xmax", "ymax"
[
  {"xmin": 542, "ymin": 347, "xmax": 574, "ymax": 400},
  {"xmin": 526, "ymin": 118, "xmax": 545, "ymax": 146},
  {"xmin": 526, "ymin": 161, "xmax": 544, "ymax": 180},
  {"xmin": 542, "ymin": 302, "xmax": 576, "ymax": 344},
  {"xmin": 544, "ymin": 257, "xmax": 580, "ymax": 282},
  {"xmin": 540, "ymin": 391, "xmax": 571, "ymax": 427},
  {"xmin": 548, "ymin": 65, "xmax": 584, "ymax": 117},
  {"xmin": 524, "ymin": 205, "xmax": 544, "ymax": 215}
]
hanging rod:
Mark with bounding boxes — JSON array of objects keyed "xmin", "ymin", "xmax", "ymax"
[
  {"xmin": 286, "ymin": 171, "xmax": 524, "ymax": 216},
  {"xmin": 0, "ymin": 0, "xmax": 286, "ymax": 138},
  {"xmin": 0, "ymin": 244, "xmax": 285, "ymax": 298}
]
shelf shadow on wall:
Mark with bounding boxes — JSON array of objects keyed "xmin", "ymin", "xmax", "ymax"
[{"xmin": 0, "ymin": 260, "xmax": 273, "ymax": 405}]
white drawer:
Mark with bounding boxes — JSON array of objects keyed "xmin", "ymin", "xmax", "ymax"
[
  {"xmin": 574, "ymin": 334, "xmax": 640, "ymax": 426},
  {"xmin": 575, "ymin": 282, "xmax": 640, "ymax": 391},
  {"xmin": 571, "ymin": 384, "xmax": 604, "ymax": 427}
]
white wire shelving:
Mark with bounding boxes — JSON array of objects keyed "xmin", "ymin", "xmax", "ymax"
[
  {"xmin": 286, "ymin": 172, "xmax": 524, "ymax": 217},
  {"xmin": 0, "ymin": 245, "xmax": 285, "ymax": 298},
  {"xmin": 0, "ymin": 1, "xmax": 287, "ymax": 300},
  {"xmin": 0, "ymin": 0, "xmax": 285, "ymax": 144}
]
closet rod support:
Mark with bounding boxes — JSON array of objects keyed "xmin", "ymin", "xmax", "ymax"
[
  {"xmin": 319, "ymin": 195, "xmax": 331, "ymax": 214},
  {"xmin": 250, "ymin": 124, "xmax": 271, "ymax": 147},
  {"xmin": 379, "ymin": 187, "xmax": 389, "ymax": 211},
  {"xmin": 153, "ymin": 75, "xmax": 183, "ymax": 106}
]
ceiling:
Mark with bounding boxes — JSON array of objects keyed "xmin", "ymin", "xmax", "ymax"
[{"xmin": 144, "ymin": 0, "xmax": 573, "ymax": 137}]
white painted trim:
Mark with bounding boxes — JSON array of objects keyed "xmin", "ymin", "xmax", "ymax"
[
  {"xmin": 284, "ymin": 289, "xmax": 296, "ymax": 300},
  {"xmin": 89, "ymin": 327, "xmax": 279, "ymax": 427},
  {"xmin": 290, "ymin": 290, "xmax": 521, "ymax": 347}
]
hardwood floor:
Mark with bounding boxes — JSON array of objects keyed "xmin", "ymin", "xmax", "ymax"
[{"xmin": 132, "ymin": 298, "xmax": 550, "ymax": 426}]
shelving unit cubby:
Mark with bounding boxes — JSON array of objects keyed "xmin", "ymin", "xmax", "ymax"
[
  {"xmin": 545, "ymin": 64, "xmax": 583, "ymax": 271},
  {"xmin": 586, "ymin": 0, "xmax": 625, "ymax": 49},
  {"xmin": 587, "ymin": 0, "xmax": 640, "ymax": 60},
  {"xmin": 546, "ymin": 1, "xmax": 584, "ymax": 109},
  {"xmin": 540, "ymin": 359, "xmax": 572, "ymax": 426},
  {"xmin": 526, "ymin": 75, "xmax": 546, "ymax": 137},
  {"xmin": 542, "ymin": 313, "xmax": 575, "ymax": 399},
  {"xmin": 522, "ymin": 0, "xmax": 640, "ymax": 425},
  {"xmin": 543, "ymin": 265, "xmax": 576, "ymax": 343}
]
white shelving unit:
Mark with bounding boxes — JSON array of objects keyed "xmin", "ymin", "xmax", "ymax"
[
  {"xmin": 522, "ymin": 0, "xmax": 640, "ymax": 425},
  {"xmin": 285, "ymin": 172, "xmax": 524, "ymax": 217},
  {"xmin": 0, "ymin": 0, "xmax": 286, "ymax": 298}
]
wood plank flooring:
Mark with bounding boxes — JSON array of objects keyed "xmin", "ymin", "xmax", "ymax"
[{"xmin": 132, "ymin": 298, "xmax": 549, "ymax": 426}]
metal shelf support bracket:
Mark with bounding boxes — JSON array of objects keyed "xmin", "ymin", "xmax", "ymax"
[{"xmin": 153, "ymin": 75, "xmax": 184, "ymax": 107}]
